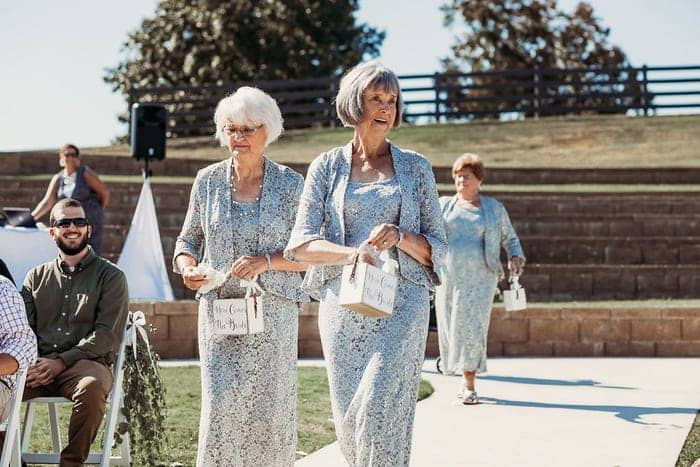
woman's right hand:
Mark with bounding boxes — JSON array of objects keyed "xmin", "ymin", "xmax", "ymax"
[
  {"xmin": 354, "ymin": 242, "xmax": 377, "ymax": 266},
  {"xmin": 182, "ymin": 265, "xmax": 209, "ymax": 291}
]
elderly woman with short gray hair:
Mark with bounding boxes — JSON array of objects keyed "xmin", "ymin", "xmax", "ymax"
[
  {"xmin": 174, "ymin": 86, "xmax": 308, "ymax": 466},
  {"xmin": 436, "ymin": 153, "xmax": 525, "ymax": 405},
  {"xmin": 286, "ymin": 61, "xmax": 447, "ymax": 465}
]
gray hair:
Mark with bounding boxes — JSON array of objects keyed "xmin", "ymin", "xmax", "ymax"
[
  {"xmin": 213, "ymin": 87, "xmax": 284, "ymax": 147},
  {"xmin": 335, "ymin": 60, "xmax": 403, "ymax": 128}
]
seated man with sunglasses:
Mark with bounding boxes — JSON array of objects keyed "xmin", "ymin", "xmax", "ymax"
[{"xmin": 20, "ymin": 198, "xmax": 128, "ymax": 467}]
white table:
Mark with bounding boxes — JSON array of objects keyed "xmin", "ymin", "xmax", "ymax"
[{"xmin": 0, "ymin": 225, "xmax": 57, "ymax": 286}]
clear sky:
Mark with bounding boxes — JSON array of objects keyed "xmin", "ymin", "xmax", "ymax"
[{"xmin": 1, "ymin": 0, "xmax": 698, "ymax": 151}]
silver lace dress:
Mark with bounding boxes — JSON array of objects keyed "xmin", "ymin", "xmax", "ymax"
[
  {"xmin": 435, "ymin": 202, "xmax": 498, "ymax": 373},
  {"xmin": 197, "ymin": 199, "xmax": 298, "ymax": 467},
  {"xmin": 319, "ymin": 178, "xmax": 429, "ymax": 466}
]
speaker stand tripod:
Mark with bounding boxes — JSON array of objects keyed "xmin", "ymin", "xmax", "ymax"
[{"xmin": 142, "ymin": 155, "xmax": 153, "ymax": 179}]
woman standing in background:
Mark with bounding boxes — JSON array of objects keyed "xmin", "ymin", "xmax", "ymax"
[
  {"xmin": 31, "ymin": 144, "xmax": 109, "ymax": 255},
  {"xmin": 436, "ymin": 153, "xmax": 525, "ymax": 404}
]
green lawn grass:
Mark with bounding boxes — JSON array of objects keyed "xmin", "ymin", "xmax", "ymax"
[
  {"xmin": 79, "ymin": 114, "xmax": 700, "ymax": 168},
  {"xmin": 20, "ymin": 365, "xmax": 434, "ymax": 466},
  {"xmin": 676, "ymin": 410, "xmax": 700, "ymax": 467}
]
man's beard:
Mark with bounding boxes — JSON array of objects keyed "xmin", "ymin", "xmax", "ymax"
[{"xmin": 55, "ymin": 234, "xmax": 89, "ymax": 256}]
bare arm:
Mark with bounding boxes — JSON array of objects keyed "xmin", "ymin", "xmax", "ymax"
[
  {"xmin": 0, "ymin": 354, "xmax": 19, "ymax": 376},
  {"xmin": 399, "ymin": 231, "xmax": 433, "ymax": 267},
  {"xmin": 269, "ymin": 251, "xmax": 308, "ymax": 271},
  {"xmin": 229, "ymin": 250, "xmax": 310, "ymax": 281},
  {"xmin": 289, "ymin": 239, "xmax": 357, "ymax": 266},
  {"xmin": 84, "ymin": 167, "xmax": 110, "ymax": 208},
  {"xmin": 31, "ymin": 174, "xmax": 60, "ymax": 220},
  {"xmin": 368, "ymin": 224, "xmax": 433, "ymax": 267}
]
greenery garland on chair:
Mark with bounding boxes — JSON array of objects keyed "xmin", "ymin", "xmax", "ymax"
[{"xmin": 115, "ymin": 311, "xmax": 168, "ymax": 466}]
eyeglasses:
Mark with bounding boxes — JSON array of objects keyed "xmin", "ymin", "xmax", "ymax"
[
  {"xmin": 53, "ymin": 217, "xmax": 89, "ymax": 229},
  {"xmin": 62, "ymin": 152, "xmax": 78, "ymax": 158},
  {"xmin": 222, "ymin": 125, "xmax": 262, "ymax": 137}
]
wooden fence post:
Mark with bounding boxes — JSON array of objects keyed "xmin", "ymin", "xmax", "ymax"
[
  {"xmin": 127, "ymin": 89, "xmax": 134, "ymax": 142},
  {"xmin": 641, "ymin": 65, "xmax": 650, "ymax": 116},
  {"xmin": 533, "ymin": 66, "xmax": 542, "ymax": 119},
  {"xmin": 434, "ymin": 72, "xmax": 441, "ymax": 123}
]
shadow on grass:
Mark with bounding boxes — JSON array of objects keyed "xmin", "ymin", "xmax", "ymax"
[{"xmin": 480, "ymin": 396, "xmax": 696, "ymax": 425}]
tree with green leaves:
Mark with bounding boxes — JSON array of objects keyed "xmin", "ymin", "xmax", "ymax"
[
  {"xmin": 438, "ymin": 0, "xmax": 645, "ymax": 118},
  {"xmin": 104, "ymin": 0, "xmax": 384, "ymax": 133}
]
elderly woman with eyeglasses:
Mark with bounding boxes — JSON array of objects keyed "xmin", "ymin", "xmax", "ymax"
[
  {"xmin": 173, "ymin": 87, "xmax": 308, "ymax": 466},
  {"xmin": 285, "ymin": 61, "xmax": 447, "ymax": 466},
  {"xmin": 436, "ymin": 153, "xmax": 525, "ymax": 405},
  {"xmin": 31, "ymin": 144, "xmax": 110, "ymax": 255}
]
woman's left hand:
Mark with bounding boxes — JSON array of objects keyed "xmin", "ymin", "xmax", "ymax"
[
  {"xmin": 367, "ymin": 223, "xmax": 401, "ymax": 251},
  {"xmin": 508, "ymin": 256, "xmax": 526, "ymax": 277},
  {"xmin": 230, "ymin": 255, "xmax": 268, "ymax": 281}
]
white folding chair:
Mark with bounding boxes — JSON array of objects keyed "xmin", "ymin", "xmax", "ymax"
[
  {"xmin": 0, "ymin": 368, "xmax": 28, "ymax": 467},
  {"xmin": 20, "ymin": 328, "xmax": 131, "ymax": 466}
]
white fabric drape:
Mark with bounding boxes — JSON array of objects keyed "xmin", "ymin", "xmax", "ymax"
[
  {"xmin": 0, "ymin": 225, "xmax": 56, "ymax": 286},
  {"xmin": 117, "ymin": 178, "xmax": 174, "ymax": 301}
]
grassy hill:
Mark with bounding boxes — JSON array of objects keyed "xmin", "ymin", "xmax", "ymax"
[{"xmin": 81, "ymin": 114, "xmax": 700, "ymax": 168}]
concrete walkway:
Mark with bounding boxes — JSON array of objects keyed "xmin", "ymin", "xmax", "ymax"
[{"xmin": 296, "ymin": 358, "xmax": 700, "ymax": 467}]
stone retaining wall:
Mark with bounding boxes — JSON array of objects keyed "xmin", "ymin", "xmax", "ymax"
[{"xmin": 129, "ymin": 301, "xmax": 700, "ymax": 359}]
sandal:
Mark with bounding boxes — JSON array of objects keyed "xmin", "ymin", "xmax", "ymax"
[
  {"xmin": 457, "ymin": 381, "xmax": 468, "ymax": 397},
  {"xmin": 462, "ymin": 390, "xmax": 479, "ymax": 405}
]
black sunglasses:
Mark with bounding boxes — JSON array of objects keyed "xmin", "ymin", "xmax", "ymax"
[{"xmin": 53, "ymin": 217, "xmax": 90, "ymax": 229}]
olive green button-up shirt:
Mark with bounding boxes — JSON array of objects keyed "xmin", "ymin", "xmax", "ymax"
[{"xmin": 21, "ymin": 247, "xmax": 129, "ymax": 367}]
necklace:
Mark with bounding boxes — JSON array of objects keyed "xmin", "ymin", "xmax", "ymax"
[{"xmin": 229, "ymin": 158, "xmax": 263, "ymax": 216}]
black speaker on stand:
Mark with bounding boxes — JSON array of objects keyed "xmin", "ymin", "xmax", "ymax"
[{"xmin": 130, "ymin": 103, "xmax": 167, "ymax": 178}]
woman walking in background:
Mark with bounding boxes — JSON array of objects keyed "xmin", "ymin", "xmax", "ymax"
[
  {"xmin": 174, "ymin": 87, "xmax": 308, "ymax": 466},
  {"xmin": 286, "ymin": 61, "xmax": 446, "ymax": 465},
  {"xmin": 31, "ymin": 143, "xmax": 109, "ymax": 255},
  {"xmin": 436, "ymin": 153, "xmax": 525, "ymax": 404}
]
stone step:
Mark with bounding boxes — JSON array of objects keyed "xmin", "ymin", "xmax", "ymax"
[
  {"xmin": 486, "ymin": 193, "xmax": 700, "ymax": 215},
  {"xmin": 521, "ymin": 264, "xmax": 700, "ymax": 301},
  {"xmin": 5, "ymin": 181, "xmax": 699, "ymax": 217},
  {"xmin": 102, "ymin": 226, "xmax": 700, "ymax": 267},
  {"xmin": 99, "ymin": 228, "xmax": 700, "ymax": 274},
  {"xmin": 512, "ymin": 213, "xmax": 700, "ymax": 237},
  {"xmin": 518, "ymin": 236, "xmax": 700, "ymax": 265},
  {"xmin": 5, "ymin": 151, "xmax": 700, "ymax": 184},
  {"xmin": 102, "ymin": 250, "xmax": 700, "ymax": 302}
]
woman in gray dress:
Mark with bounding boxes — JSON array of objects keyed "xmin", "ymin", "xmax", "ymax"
[
  {"xmin": 31, "ymin": 144, "xmax": 109, "ymax": 254},
  {"xmin": 436, "ymin": 153, "xmax": 525, "ymax": 405},
  {"xmin": 286, "ymin": 61, "xmax": 446, "ymax": 466},
  {"xmin": 174, "ymin": 87, "xmax": 308, "ymax": 466}
]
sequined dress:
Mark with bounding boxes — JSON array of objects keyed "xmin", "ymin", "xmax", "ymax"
[
  {"xmin": 319, "ymin": 177, "xmax": 430, "ymax": 466},
  {"xmin": 196, "ymin": 198, "xmax": 299, "ymax": 467},
  {"xmin": 435, "ymin": 201, "xmax": 498, "ymax": 373}
]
